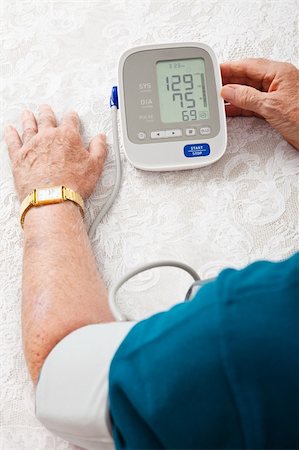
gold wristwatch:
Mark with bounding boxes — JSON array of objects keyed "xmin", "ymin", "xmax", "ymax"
[{"xmin": 20, "ymin": 186, "xmax": 84, "ymax": 228}]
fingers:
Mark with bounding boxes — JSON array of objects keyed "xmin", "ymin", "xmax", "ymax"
[
  {"xmin": 221, "ymin": 58, "xmax": 274, "ymax": 91},
  {"xmin": 4, "ymin": 125, "xmax": 22, "ymax": 164},
  {"xmin": 37, "ymin": 104, "xmax": 57, "ymax": 129},
  {"xmin": 88, "ymin": 133, "xmax": 107, "ymax": 163},
  {"xmin": 224, "ymin": 104, "xmax": 263, "ymax": 119},
  {"xmin": 221, "ymin": 84, "xmax": 268, "ymax": 117},
  {"xmin": 60, "ymin": 111, "xmax": 80, "ymax": 132},
  {"xmin": 221, "ymin": 75, "xmax": 263, "ymax": 91},
  {"xmin": 22, "ymin": 110, "xmax": 38, "ymax": 143}
]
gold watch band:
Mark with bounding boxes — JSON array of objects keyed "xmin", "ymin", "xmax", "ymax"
[
  {"xmin": 63, "ymin": 187, "xmax": 84, "ymax": 213},
  {"xmin": 20, "ymin": 186, "xmax": 84, "ymax": 228}
]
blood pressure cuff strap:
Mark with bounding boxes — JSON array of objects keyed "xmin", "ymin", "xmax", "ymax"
[{"xmin": 35, "ymin": 322, "xmax": 135, "ymax": 450}]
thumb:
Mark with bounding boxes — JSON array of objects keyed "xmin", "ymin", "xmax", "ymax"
[
  {"xmin": 221, "ymin": 84, "xmax": 267, "ymax": 116},
  {"xmin": 88, "ymin": 133, "xmax": 107, "ymax": 162}
]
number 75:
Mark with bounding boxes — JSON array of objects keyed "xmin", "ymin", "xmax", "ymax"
[{"xmin": 172, "ymin": 92, "xmax": 195, "ymax": 108}]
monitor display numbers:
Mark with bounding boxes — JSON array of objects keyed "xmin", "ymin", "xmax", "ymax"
[{"xmin": 156, "ymin": 58, "xmax": 210, "ymax": 123}]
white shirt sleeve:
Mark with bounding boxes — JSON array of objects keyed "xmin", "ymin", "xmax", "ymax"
[{"xmin": 35, "ymin": 322, "xmax": 136, "ymax": 450}]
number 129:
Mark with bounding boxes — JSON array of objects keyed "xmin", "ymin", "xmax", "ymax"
[{"xmin": 166, "ymin": 74, "xmax": 194, "ymax": 91}]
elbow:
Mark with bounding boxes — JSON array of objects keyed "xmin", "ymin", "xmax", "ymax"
[
  {"xmin": 24, "ymin": 347, "xmax": 47, "ymax": 385},
  {"xmin": 23, "ymin": 330, "xmax": 58, "ymax": 385},
  {"xmin": 28, "ymin": 361, "xmax": 43, "ymax": 386}
]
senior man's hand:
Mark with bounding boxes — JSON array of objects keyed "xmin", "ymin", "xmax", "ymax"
[
  {"xmin": 4, "ymin": 105, "xmax": 107, "ymax": 201},
  {"xmin": 221, "ymin": 59, "xmax": 299, "ymax": 150}
]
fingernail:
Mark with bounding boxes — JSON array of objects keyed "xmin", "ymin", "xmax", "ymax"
[
  {"xmin": 221, "ymin": 85, "xmax": 237, "ymax": 102},
  {"xmin": 99, "ymin": 133, "xmax": 106, "ymax": 142},
  {"xmin": 22, "ymin": 110, "xmax": 31, "ymax": 118},
  {"xmin": 4, "ymin": 124, "xmax": 13, "ymax": 133}
]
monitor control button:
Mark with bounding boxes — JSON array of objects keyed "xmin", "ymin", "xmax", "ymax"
[
  {"xmin": 165, "ymin": 129, "xmax": 182, "ymax": 138},
  {"xmin": 151, "ymin": 130, "xmax": 166, "ymax": 139},
  {"xmin": 199, "ymin": 127, "xmax": 211, "ymax": 135},
  {"xmin": 138, "ymin": 132, "xmax": 147, "ymax": 140},
  {"xmin": 185, "ymin": 128, "xmax": 196, "ymax": 136}
]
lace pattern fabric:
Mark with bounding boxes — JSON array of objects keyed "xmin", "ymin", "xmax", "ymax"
[{"xmin": 1, "ymin": 0, "xmax": 298, "ymax": 449}]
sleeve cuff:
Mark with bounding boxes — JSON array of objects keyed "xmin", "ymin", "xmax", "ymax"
[{"xmin": 35, "ymin": 322, "xmax": 136, "ymax": 450}]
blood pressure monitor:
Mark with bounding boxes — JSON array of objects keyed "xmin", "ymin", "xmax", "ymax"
[
  {"xmin": 118, "ymin": 42, "xmax": 227, "ymax": 171},
  {"xmin": 89, "ymin": 43, "xmax": 227, "ymax": 296}
]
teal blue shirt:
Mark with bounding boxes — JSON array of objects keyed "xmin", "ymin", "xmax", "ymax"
[{"xmin": 109, "ymin": 252, "xmax": 299, "ymax": 449}]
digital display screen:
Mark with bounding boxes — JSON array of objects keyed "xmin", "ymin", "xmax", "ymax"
[{"xmin": 156, "ymin": 58, "xmax": 210, "ymax": 123}]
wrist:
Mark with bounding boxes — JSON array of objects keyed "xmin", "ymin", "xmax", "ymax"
[
  {"xmin": 23, "ymin": 201, "xmax": 83, "ymax": 231},
  {"xmin": 20, "ymin": 186, "xmax": 85, "ymax": 229}
]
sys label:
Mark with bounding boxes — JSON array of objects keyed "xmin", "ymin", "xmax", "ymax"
[{"xmin": 184, "ymin": 143, "xmax": 210, "ymax": 158}]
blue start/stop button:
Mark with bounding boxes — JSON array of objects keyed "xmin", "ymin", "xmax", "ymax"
[{"xmin": 184, "ymin": 143, "xmax": 210, "ymax": 158}]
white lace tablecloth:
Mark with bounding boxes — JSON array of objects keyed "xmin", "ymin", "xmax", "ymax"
[{"xmin": 1, "ymin": 1, "xmax": 298, "ymax": 449}]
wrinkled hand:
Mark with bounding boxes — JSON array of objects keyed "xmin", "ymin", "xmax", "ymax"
[
  {"xmin": 4, "ymin": 105, "xmax": 107, "ymax": 201},
  {"xmin": 221, "ymin": 59, "xmax": 299, "ymax": 150}
]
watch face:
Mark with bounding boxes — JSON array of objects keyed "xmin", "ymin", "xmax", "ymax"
[{"xmin": 35, "ymin": 186, "xmax": 63, "ymax": 204}]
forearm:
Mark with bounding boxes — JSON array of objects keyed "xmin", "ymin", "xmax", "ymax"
[{"xmin": 22, "ymin": 201, "xmax": 114, "ymax": 384}]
